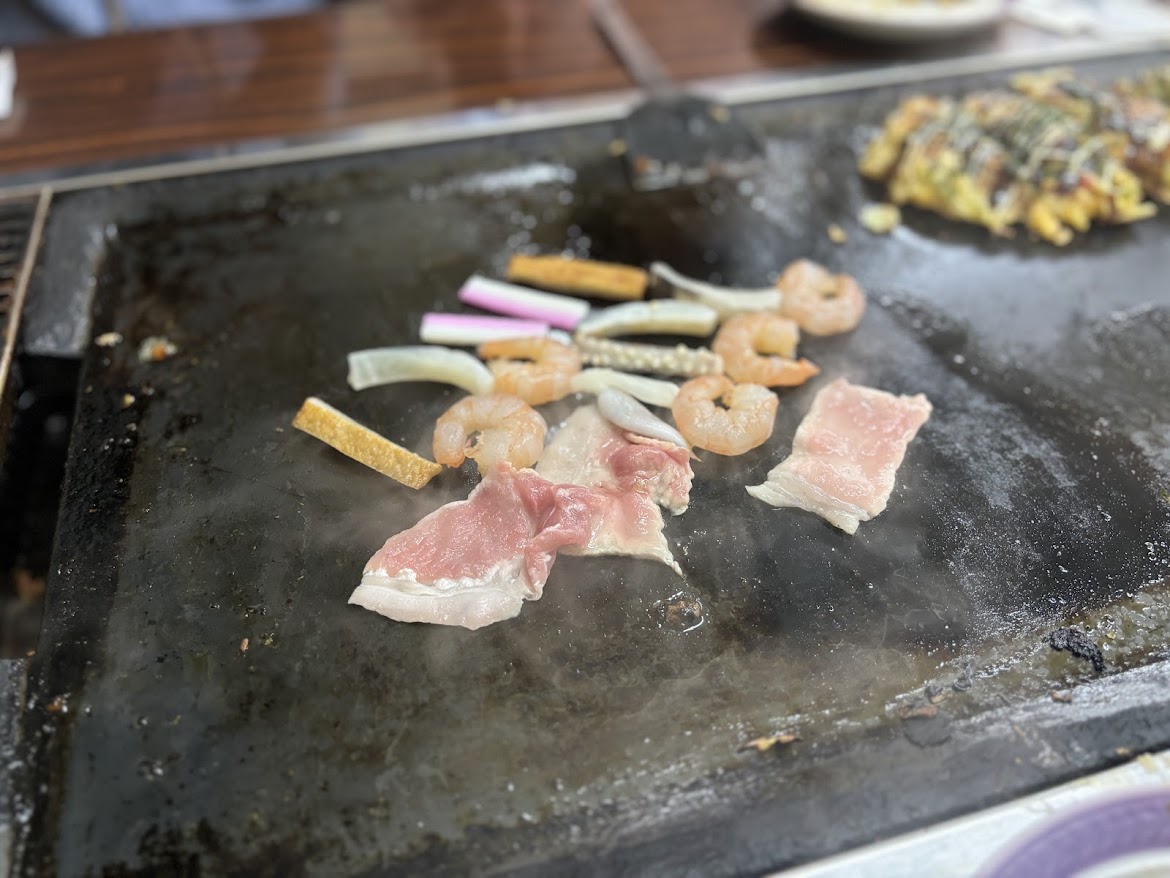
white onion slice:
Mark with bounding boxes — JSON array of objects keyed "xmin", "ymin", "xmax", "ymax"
[{"xmin": 347, "ymin": 346, "xmax": 494, "ymax": 395}]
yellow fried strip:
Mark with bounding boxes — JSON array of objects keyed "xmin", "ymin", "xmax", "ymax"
[
  {"xmin": 292, "ymin": 397, "xmax": 441, "ymax": 490},
  {"xmin": 507, "ymin": 254, "xmax": 647, "ymax": 301}
]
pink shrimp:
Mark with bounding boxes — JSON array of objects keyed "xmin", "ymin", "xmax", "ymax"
[
  {"xmin": 712, "ymin": 313, "xmax": 820, "ymax": 387},
  {"xmin": 671, "ymin": 375, "xmax": 778, "ymax": 456},
  {"xmin": 776, "ymin": 259, "xmax": 866, "ymax": 336},
  {"xmin": 478, "ymin": 337, "xmax": 581, "ymax": 405},
  {"xmin": 432, "ymin": 393, "xmax": 547, "ymax": 476}
]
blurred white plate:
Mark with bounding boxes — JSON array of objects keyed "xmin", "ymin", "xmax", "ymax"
[{"xmin": 792, "ymin": 0, "xmax": 1004, "ymax": 42}]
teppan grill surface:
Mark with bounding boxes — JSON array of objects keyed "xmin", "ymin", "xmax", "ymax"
[{"xmin": 6, "ymin": 48, "xmax": 1170, "ymax": 878}]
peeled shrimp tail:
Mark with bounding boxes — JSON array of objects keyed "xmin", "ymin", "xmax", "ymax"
[
  {"xmin": 478, "ymin": 337, "xmax": 581, "ymax": 406},
  {"xmin": 433, "ymin": 393, "xmax": 547, "ymax": 476},
  {"xmin": 712, "ymin": 313, "xmax": 819, "ymax": 388},
  {"xmin": 776, "ymin": 259, "xmax": 866, "ymax": 337},
  {"xmin": 671, "ymin": 375, "xmax": 778, "ymax": 456}
]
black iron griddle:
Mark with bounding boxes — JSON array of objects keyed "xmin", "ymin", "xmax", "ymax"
[{"xmin": 9, "ymin": 49, "xmax": 1170, "ymax": 877}]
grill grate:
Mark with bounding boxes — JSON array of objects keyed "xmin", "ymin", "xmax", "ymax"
[
  {"xmin": 0, "ymin": 200, "xmax": 39, "ymax": 340},
  {"xmin": 0, "ymin": 192, "xmax": 51, "ymax": 449}
]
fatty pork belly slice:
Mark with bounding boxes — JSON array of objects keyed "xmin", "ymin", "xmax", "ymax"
[
  {"xmin": 564, "ymin": 485, "xmax": 682, "ymax": 575},
  {"xmin": 353, "ymin": 462, "xmax": 680, "ymax": 630},
  {"xmin": 537, "ymin": 405, "xmax": 694, "ymax": 515},
  {"xmin": 747, "ymin": 378, "xmax": 932, "ymax": 534},
  {"xmin": 352, "ymin": 464, "xmax": 595, "ymax": 630}
]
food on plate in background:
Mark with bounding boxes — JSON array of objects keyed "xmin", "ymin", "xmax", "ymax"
[
  {"xmin": 1012, "ymin": 68, "xmax": 1170, "ymax": 202},
  {"xmin": 859, "ymin": 202, "xmax": 902, "ymax": 234},
  {"xmin": 1115, "ymin": 63, "xmax": 1170, "ymax": 104},
  {"xmin": 860, "ymin": 62, "xmax": 1170, "ymax": 243}
]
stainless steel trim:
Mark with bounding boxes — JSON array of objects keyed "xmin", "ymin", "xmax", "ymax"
[
  {"xmin": 0, "ymin": 37, "xmax": 1168, "ymax": 201},
  {"xmin": 0, "ymin": 188, "xmax": 51, "ymax": 394},
  {"xmin": 0, "ymin": 93, "xmax": 639, "ymax": 203}
]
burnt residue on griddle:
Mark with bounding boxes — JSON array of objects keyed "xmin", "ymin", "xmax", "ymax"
[
  {"xmin": 1048, "ymin": 626, "xmax": 1107, "ymax": 674},
  {"xmin": 652, "ymin": 591, "xmax": 705, "ymax": 632},
  {"xmin": 952, "ymin": 658, "xmax": 976, "ymax": 692}
]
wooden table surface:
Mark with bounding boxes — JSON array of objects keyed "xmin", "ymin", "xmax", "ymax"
[{"xmin": 0, "ymin": 0, "xmax": 1067, "ymax": 178}]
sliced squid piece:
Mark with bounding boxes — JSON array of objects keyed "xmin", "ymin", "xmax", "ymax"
[
  {"xmin": 651, "ymin": 261, "xmax": 781, "ymax": 319},
  {"xmin": 575, "ymin": 300, "xmax": 718, "ymax": 339},
  {"xmin": 347, "ymin": 346, "xmax": 494, "ymax": 395},
  {"xmin": 570, "ymin": 368, "xmax": 679, "ymax": 408},
  {"xmin": 597, "ymin": 388, "xmax": 687, "ymax": 450}
]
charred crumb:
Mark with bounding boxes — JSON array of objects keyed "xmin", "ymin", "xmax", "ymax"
[
  {"xmin": 652, "ymin": 592, "xmax": 704, "ymax": 632},
  {"xmin": 1048, "ymin": 626, "xmax": 1106, "ymax": 674},
  {"xmin": 739, "ymin": 733, "xmax": 798, "ymax": 754},
  {"xmin": 138, "ymin": 336, "xmax": 178, "ymax": 363},
  {"xmin": 952, "ymin": 658, "xmax": 976, "ymax": 692}
]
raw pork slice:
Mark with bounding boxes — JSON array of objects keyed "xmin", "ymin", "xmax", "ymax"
[
  {"xmin": 747, "ymin": 378, "xmax": 931, "ymax": 534},
  {"xmin": 538, "ymin": 406, "xmax": 693, "ymax": 515},
  {"xmin": 353, "ymin": 462, "xmax": 679, "ymax": 629},
  {"xmin": 563, "ymin": 487, "xmax": 682, "ymax": 574}
]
